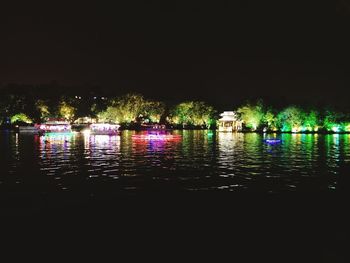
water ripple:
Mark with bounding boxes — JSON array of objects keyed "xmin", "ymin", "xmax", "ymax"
[{"xmin": 0, "ymin": 131, "xmax": 349, "ymax": 193}]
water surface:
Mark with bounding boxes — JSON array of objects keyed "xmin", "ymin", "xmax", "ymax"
[{"xmin": 0, "ymin": 130, "xmax": 349, "ymax": 195}]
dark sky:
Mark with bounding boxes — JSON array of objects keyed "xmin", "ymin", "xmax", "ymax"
[{"xmin": 0, "ymin": 1, "xmax": 343, "ymax": 109}]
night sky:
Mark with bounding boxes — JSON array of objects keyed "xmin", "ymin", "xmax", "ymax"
[{"xmin": 0, "ymin": 2, "xmax": 344, "ymax": 109}]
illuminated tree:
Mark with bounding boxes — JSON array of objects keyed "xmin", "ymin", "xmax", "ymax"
[
  {"xmin": 143, "ymin": 101, "xmax": 166, "ymax": 123},
  {"xmin": 346, "ymin": 122, "xmax": 350, "ymax": 132},
  {"xmin": 263, "ymin": 110, "xmax": 278, "ymax": 131},
  {"xmin": 237, "ymin": 102, "xmax": 264, "ymax": 130},
  {"xmin": 168, "ymin": 101, "xmax": 216, "ymax": 128},
  {"xmin": 168, "ymin": 102, "xmax": 191, "ymax": 126},
  {"xmin": 35, "ymin": 100, "xmax": 50, "ymax": 121},
  {"xmin": 302, "ymin": 110, "xmax": 320, "ymax": 131},
  {"xmin": 97, "ymin": 94, "xmax": 146, "ymax": 124},
  {"xmin": 191, "ymin": 102, "xmax": 216, "ymax": 128},
  {"xmin": 91, "ymin": 101, "xmax": 107, "ymax": 119},
  {"xmin": 58, "ymin": 100, "xmax": 77, "ymax": 121},
  {"xmin": 97, "ymin": 106, "xmax": 120, "ymax": 123},
  {"xmin": 277, "ymin": 106, "xmax": 305, "ymax": 132},
  {"xmin": 10, "ymin": 113, "xmax": 33, "ymax": 124},
  {"xmin": 322, "ymin": 110, "xmax": 348, "ymax": 132},
  {"xmin": 0, "ymin": 92, "xmax": 48, "ymax": 122}
]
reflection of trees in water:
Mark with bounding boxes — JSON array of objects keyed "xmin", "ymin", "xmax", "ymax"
[
  {"xmin": 280, "ymin": 134, "xmax": 318, "ymax": 167},
  {"xmin": 277, "ymin": 134, "xmax": 348, "ymax": 182},
  {"xmin": 324, "ymin": 134, "xmax": 349, "ymax": 172},
  {"xmin": 181, "ymin": 130, "xmax": 215, "ymax": 158},
  {"xmin": 118, "ymin": 130, "xmax": 133, "ymax": 156},
  {"xmin": 346, "ymin": 135, "xmax": 350, "ymax": 158}
]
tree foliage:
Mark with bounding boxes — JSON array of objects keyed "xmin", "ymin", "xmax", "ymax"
[
  {"xmin": 142, "ymin": 101, "xmax": 166, "ymax": 123},
  {"xmin": 10, "ymin": 113, "xmax": 33, "ymax": 124},
  {"xmin": 168, "ymin": 101, "xmax": 216, "ymax": 128},
  {"xmin": 35, "ymin": 100, "xmax": 50, "ymax": 121},
  {"xmin": 277, "ymin": 106, "xmax": 305, "ymax": 132},
  {"xmin": 263, "ymin": 109, "xmax": 278, "ymax": 131},
  {"xmin": 1, "ymin": 87, "xmax": 350, "ymax": 132},
  {"xmin": 98, "ymin": 94, "xmax": 144, "ymax": 123},
  {"xmin": 97, "ymin": 94, "xmax": 165, "ymax": 124},
  {"xmin": 303, "ymin": 110, "xmax": 319, "ymax": 131},
  {"xmin": 58, "ymin": 100, "xmax": 77, "ymax": 121},
  {"xmin": 237, "ymin": 102, "xmax": 265, "ymax": 130}
]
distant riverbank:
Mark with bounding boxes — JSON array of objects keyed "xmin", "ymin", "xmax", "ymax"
[{"xmin": 1, "ymin": 125, "xmax": 350, "ymax": 135}]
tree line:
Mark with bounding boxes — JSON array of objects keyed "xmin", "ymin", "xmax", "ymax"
[
  {"xmin": 237, "ymin": 101, "xmax": 350, "ymax": 133},
  {"xmin": 1, "ymin": 91, "xmax": 350, "ymax": 132},
  {"xmin": 0, "ymin": 93, "xmax": 216, "ymax": 129}
]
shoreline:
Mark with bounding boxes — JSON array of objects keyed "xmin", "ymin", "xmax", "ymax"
[{"xmin": 1, "ymin": 127, "xmax": 350, "ymax": 135}]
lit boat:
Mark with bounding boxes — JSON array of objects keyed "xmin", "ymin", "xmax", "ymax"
[
  {"xmin": 132, "ymin": 132, "xmax": 181, "ymax": 141},
  {"xmin": 264, "ymin": 139, "xmax": 282, "ymax": 144},
  {"xmin": 38, "ymin": 119, "xmax": 72, "ymax": 134},
  {"xmin": 89, "ymin": 123, "xmax": 120, "ymax": 135},
  {"xmin": 133, "ymin": 123, "xmax": 180, "ymax": 141},
  {"xmin": 140, "ymin": 123, "xmax": 168, "ymax": 131}
]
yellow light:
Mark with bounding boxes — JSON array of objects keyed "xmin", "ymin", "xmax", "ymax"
[{"xmin": 83, "ymin": 129, "xmax": 91, "ymax": 136}]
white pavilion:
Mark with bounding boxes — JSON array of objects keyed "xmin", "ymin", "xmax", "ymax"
[{"xmin": 218, "ymin": 111, "xmax": 242, "ymax": 132}]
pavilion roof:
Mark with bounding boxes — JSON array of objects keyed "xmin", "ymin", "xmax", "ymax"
[{"xmin": 219, "ymin": 111, "xmax": 240, "ymax": 121}]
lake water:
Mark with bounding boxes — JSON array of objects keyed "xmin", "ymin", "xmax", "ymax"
[
  {"xmin": 1, "ymin": 130, "xmax": 347, "ymax": 263},
  {"xmin": 0, "ymin": 130, "xmax": 349, "ymax": 196}
]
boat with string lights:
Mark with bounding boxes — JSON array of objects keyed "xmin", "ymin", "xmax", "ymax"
[
  {"xmin": 263, "ymin": 138, "xmax": 282, "ymax": 144},
  {"xmin": 132, "ymin": 125, "xmax": 181, "ymax": 141},
  {"xmin": 140, "ymin": 123, "xmax": 168, "ymax": 131},
  {"xmin": 88, "ymin": 123, "xmax": 120, "ymax": 135},
  {"xmin": 132, "ymin": 133, "xmax": 182, "ymax": 141},
  {"xmin": 37, "ymin": 118, "xmax": 72, "ymax": 135}
]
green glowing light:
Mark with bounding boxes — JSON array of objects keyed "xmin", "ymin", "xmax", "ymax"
[
  {"xmin": 168, "ymin": 101, "xmax": 216, "ymax": 128},
  {"xmin": 292, "ymin": 127, "xmax": 299, "ymax": 133},
  {"xmin": 11, "ymin": 113, "xmax": 32, "ymax": 124},
  {"xmin": 44, "ymin": 132, "xmax": 73, "ymax": 137},
  {"xmin": 331, "ymin": 126, "xmax": 339, "ymax": 133},
  {"xmin": 237, "ymin": 102, "xmax": 264, "ymax": 131}
]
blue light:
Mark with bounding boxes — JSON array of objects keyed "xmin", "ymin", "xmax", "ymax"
[{"xmin": 264, "ymin": 139, "xmax": 282, "ymax": 144}]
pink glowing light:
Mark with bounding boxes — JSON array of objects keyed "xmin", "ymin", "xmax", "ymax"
[
  {"xmin": 37, "ymin": 119, "xmax": 72, "ymax": 133},
  {"xmin": 132, "ymin": 134, "xmax": 182, "ymax": 141},
  {"xmin": 39, "ymin": 124, "xmax": 71, "ymax": 132}
]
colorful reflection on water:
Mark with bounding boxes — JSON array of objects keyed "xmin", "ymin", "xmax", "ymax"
[
  {"xmin": 0, "ymin": 131, "xmax": 349, "ymax": 193},
  {"xmin": 85, "ymin": 134, "xmax": 121, "ymax": 149}
]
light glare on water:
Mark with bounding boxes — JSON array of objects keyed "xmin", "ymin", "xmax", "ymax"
[{"xmin": 0, "ymin": 131, "xmax": 349, "ymax": 193}]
